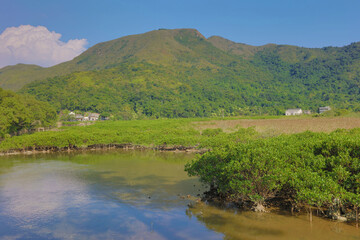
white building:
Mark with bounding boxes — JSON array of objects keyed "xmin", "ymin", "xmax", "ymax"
[
  {"xmin": 89, "ymin": 113, "xmax": 100, "ymax": 121},
  {"xmin": 319, "ymin": 106, "xmax": 331, "ymax": 114},
  {"xmin": 75, "ymin": 114, "xmax": 84, "ymax": 121},
  {"xmin": 285, "ymin": 108, "xmax": 303, "ymax": 116}
]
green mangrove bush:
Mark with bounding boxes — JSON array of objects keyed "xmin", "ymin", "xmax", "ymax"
[{"xmin": 185, "ymin": 129, "xmax": 360, "ymax": 215}]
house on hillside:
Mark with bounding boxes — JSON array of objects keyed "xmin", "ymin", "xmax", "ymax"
[
  {"xmin": 303, "ymin": 110, "xmax": 312, "ymax": 115},
  {"xmin": 319, "ymin": 106, "xmax": 331, "ymax": 114},
  {"xmin": 71, "ymin": 112, "xmax": 101, "ymax": 121},
  {"xmin": 75, "ymin": 114, "xmax": 84, "ymax": 121},
  {"xmin": 89, "ymin": 113, "xmax": 100, "ymax": 121},
  {"xmin": 66, "ymin": 111, "xmax": 77, "ymax": 121},
  {"xmin": 285, "ymin": 108, "xmax": 303, "ymax": 116}
]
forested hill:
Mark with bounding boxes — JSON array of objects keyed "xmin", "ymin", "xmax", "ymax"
[
  {"xmin": 1, "ymin": 29, "xmax": 233, "ymax": 91},
  {"xmin": 2, "ymin": 28, "xmax": 360, "ymax": 117}
]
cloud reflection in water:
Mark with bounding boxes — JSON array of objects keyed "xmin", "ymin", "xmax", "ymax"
[{"xmin": 0, "ymin": 152, "xmax": 218, "ymax": 240}]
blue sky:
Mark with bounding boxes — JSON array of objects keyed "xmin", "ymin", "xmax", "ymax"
[
  {"xmin": 0, "ymin": 0, "xmax": 360, "ymax": 47},
  {"xmin": 1, "ymin": 0, "xmax": 359, "ymax": 48},
  {"xmin": 0, "ymin": 0, "xmax": 359, "ymax": 67}
]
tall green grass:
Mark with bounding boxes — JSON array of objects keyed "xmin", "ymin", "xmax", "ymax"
[{"xmin": 0, "ymin": 118, "xmax": 232, "ymax": 151}]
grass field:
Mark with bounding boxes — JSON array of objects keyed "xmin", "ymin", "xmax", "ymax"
[
  {"xmin": 193, "ymin": 116, "xmax": 360, "ymax": 134},
  {"xmin": 1, "ymin": 115, "xmax": 360, "ymax": 153}
]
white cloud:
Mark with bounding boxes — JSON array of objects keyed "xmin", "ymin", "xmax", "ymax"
[{"xmin": 0, "ymin": 25, "xmax": 87, "ymax": 68}]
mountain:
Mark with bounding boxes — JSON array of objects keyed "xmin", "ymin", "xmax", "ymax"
[
  {"xmin": 1, "ymin": 29, "xmax": 236, "ymax": 90},
  {"xmin": 0, "ymin": 64, "xmax": 44, "ymax": 91},
  {"xmin": 207, "ymin": 36, "xmax": 266, "ymax": 58},
  {"xmin": 208, "ymin": 35, "xmax": 331, "ymax": 63},
  {"xmin": 2, "ymin": 28, "xmax": 360, "ymax": 117}
]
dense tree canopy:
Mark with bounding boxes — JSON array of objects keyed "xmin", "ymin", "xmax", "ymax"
[
  {"xmin": 21, "ymin": 43, "xmax": 360, "ymax": 118},
  {"xmin": 186, "ymin": 129, "xmax": 360, "ymax": 214},
  {"xmin": 0, "ymin": 88, "xmax": 57, "ymax": 138}
]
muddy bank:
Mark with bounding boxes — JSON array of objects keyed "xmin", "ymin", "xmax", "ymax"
[
  {"xmin": 0, "ymin": 143, "xmax": 207, "ymax": 156},
  {"xmin": 200, "ymin": 189, "xmax": 360, "ymax": 226}
]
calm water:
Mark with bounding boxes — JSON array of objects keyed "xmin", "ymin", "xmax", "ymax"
[{"xmin": 0, "ymin": 150, "xmax": 358, "ymax": 240}]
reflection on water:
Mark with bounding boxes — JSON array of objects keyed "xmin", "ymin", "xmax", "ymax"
[
  {"xmin": 0, "ymin": 150, "xmax": 359, "ymax": 240},
  {"xmin": 187, "ymin": 203, "xmax": 360, "ymax": 240},
  {"xmin": 1, "ymin": 161, "xmax": 90, "ymax": 223},
  {"xmin": 0, "ymin": 150, "xmax": 217, "ymax": 240}
]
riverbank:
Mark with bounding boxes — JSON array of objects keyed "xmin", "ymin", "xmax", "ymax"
[
  {"xmin": 0, "ymin": 118, "xmax": 263, "ymax": 155},
  {"xmin": 0, "ymin": 143, "xmax": 206, "ymax": 156},
  {"xmin": 2, "ymin": 116, "xmax": 360, "ymax": 155},
  {"xmin": 1, "ymin": 150, "xmax": 358, "ymax": 239},
  {"xmin": 199, "ymin": 189, "xmax": 359, "ymax": 225},
  {"xmin": 185, "ymin": 128, "xmax": 360, "ymax": 225},
  {"xmin": 1, "ymin": 117, "xmax": 360, "ymax": 226}
]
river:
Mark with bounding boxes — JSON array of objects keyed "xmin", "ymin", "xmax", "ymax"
[{"xmin": 0, "ymin": 150, "xmax": 358, "ymax": 239}]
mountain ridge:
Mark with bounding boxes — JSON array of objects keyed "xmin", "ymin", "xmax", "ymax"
[
  {"xmin": 2, "ymin": 28, "xmax": 358, "ymax": 91},
  {"xmin": 1, "ymin": 28, "xmax": 360, "ymax": 118},
  {"xmin": 0, "ymin": 28, "xmax": 223, "ymax": 90}
]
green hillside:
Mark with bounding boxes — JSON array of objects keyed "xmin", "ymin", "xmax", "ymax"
[
  {"xmin": 1, "ymin": 29, "xmax": 229, "ymax": 91},
  {"xmin": 0, "ymin": 64, "xmax": 45, "ymax": 91},
  {"xmin": 207, "ymin": 36, "xmax": 266, "ymax": 58},
  {"xmin": 2, "ymin": 28, "xmax": 360, "ymax": 117}
]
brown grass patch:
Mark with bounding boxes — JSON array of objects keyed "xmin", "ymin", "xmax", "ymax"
[{"xmin": 193, "ymin": 117, "xmax": 360, "ymax": 134}]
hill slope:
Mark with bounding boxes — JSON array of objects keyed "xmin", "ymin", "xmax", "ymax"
[
  {"xmin": 2, "ymin": 28, "xmax": 360, "ymax": 117},
  {"xmin": 0, "ymin": 64, "xmax": 45, "ymax": 91},
  {"xmin": 1, "ymin": 29, "xmax": 241, "ymax": 90}
]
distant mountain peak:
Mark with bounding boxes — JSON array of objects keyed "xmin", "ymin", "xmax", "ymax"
[
  {"xmin": 1, "ymin": 28, "xmax": 359, "ymax": 92},
  {"xmin": 0, "ymin": 63, "xmax": 42, "ymax": 71}
]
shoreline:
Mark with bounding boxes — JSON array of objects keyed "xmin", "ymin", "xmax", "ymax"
[
  {"xmin": 1, "ymin": 142, "xmax": 358, "ymax": 227},
  {"xmin": 200, "ymin": 191, "xmax": 359, "ymax": 226},
  {"xmin": 0, "ymin": 143, "xmax": 207, "ymax": 156}
]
